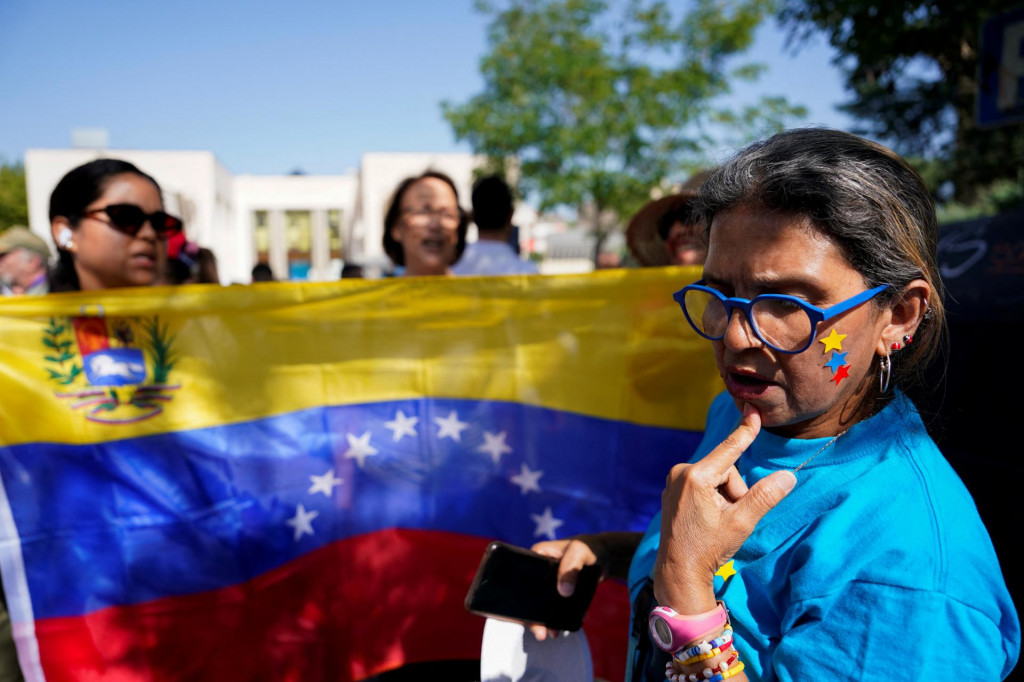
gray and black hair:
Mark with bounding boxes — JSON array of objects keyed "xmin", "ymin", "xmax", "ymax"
[{"xmin": 695, "ymin": 127, "xmax": 946, "ymax": 391}]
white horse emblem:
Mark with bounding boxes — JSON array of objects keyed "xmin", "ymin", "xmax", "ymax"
[{"xmin": 88, "ymin": 354, "xmax": 145, "ymax": 379}]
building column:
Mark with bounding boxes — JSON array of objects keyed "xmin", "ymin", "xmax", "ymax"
[
  {"xmin": 269, "ymin": 209, "xmax": 287, "ymax": 280},
  {"xmin": 311, "ymin": 209, "xmax": 329, "ymax": 281}
]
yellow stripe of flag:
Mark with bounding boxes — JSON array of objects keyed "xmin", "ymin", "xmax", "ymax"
[{"xmin": 0, "ymin": 268, "xmax": 721, "ymax": 447}]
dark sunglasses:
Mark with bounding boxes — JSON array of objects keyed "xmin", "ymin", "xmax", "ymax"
[{"xmin": 83, "ymin": 204, "xmax": 183, "ymax": 239}]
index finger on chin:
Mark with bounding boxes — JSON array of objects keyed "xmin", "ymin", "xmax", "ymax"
[{"xmin": 702, "ymin": 403, "xmax": 761, "ymax": 472}]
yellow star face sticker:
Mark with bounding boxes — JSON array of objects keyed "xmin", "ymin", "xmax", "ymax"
[
  {"xmin": 715, "ymin": 560, "xmax": 737, "ymax": 582},
  {"xmin": 819, "ymin": 328, "xmax": 847, "ymax": 353}
]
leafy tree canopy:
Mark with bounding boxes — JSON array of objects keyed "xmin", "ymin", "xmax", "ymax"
[
  {"xmin": 777, "ymin": 0, "xmax": 1022, "ymax": 204},
  {"xmin": 0, "ymin": 161, "xmax": 29, "ymax": 232},
  {"xmin": 443, "ymin": 0, "xmax": 806, "ymax": 234}
]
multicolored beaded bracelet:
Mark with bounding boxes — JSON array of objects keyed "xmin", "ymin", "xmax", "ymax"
[
  {"xmin": 709, "ymin": 660, "xmax": 745, "ymax": 681},
  {"xmin": 675, "ymin": 634, "xmax": 733, "ymax": 659},
  {"xmin": 675, "ymin": 628, "xmax": 733, "ymax": 662},
  {"xmin": 665, "ymin": 652, "xmax": 739, "ymax": 682}
]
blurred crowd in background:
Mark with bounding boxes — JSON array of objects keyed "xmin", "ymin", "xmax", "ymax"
[{"xmin": 0, "ymin": 158, "xmax": 711, "ymax": 297}]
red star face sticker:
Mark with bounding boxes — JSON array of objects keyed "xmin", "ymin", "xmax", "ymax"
[{"xmin": 832, "ymin": 364, "xmax": 850, "ymax": 385}]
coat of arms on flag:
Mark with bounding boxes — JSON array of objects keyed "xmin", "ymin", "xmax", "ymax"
[{"xmin": 42, "ymin": 314, "xmax": 180, "ymax": 424}]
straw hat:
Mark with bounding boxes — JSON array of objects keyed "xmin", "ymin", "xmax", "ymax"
[
  {"xmin": 0, "ymin": 226, "xmax": 51, "ymax": 260},
  {"xmin": 625, "ymin": 193, "xmax": 693, "ymax": 266},
  {"xmin": 625, "ymin": 170, "xmax": 715, "ymax": 267}
]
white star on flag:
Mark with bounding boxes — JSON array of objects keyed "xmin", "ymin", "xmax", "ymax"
[
  {"xmin": 477, "ymin": 430, "xmax": 513, "ymax": 464},
  {"xmin": 286, "ymin": 503, "xmax": 319, "ymax": 541},
  {"xmin": 308, "ymin": 468, "xmax": 342, "ymax": 497},
  {"xmin": 530, "ymin": 506, "xmax": 564, "ymax": 541},
  {"xmin": 510, "ymin": 463, "xmax": 543, "ymax": 495},
  {"xmin": 384, "ymin": 410, "xmax": 419, "ymax": 442},
  {"xmin": 343, "ymin": 431, "xmax": 379, "ymax": 468},
  {"xmin": 434, "ymin": 411, "xmax": 469, "ymax": 442}
]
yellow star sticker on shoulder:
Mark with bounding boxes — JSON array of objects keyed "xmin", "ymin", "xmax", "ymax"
[
  {"xmin": 819, "ymin": 328, "xmax": 847, "ymax": 353},
  {"xmin": 715, "ymin": 560, "xmax": 737, "ymax": 582}
]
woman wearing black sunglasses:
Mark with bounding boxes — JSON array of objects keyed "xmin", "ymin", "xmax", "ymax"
[{"xmin": 48, "ymin": 159, "xmax": 182, "ymax": 292}]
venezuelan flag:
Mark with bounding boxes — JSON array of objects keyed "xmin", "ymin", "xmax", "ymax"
[{"xmin": 0, "ymin": 268, "xmax": 720, "ymax": 682}]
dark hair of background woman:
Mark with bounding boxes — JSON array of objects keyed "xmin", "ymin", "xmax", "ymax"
[
  {"xmin": 381, "ymin": 170, "xmax": 469, "ymax": 267},
  {"xmin": 47, "ymin": 159, "xmax": 162, "ymax": 293}
]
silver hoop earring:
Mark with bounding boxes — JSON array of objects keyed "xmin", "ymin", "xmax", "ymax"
[{"xmin": 879, "ymin": 354, "xmax": 892, "ymax": 394}]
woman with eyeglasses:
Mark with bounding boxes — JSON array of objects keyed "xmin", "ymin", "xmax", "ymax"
[
  {"xmin": 48, "ymin": 159, "xmax": 182, "ymax": 292},
  {"xmin": 382, "ymin": 170, "xmax": 468, "ymax": 277},
  {"xmin": 532, "ymin": 129, "xmax": 1018, "ymax": 680}
]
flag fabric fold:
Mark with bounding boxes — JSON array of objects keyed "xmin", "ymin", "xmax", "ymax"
[{"xmin": 0, "ymin": 268, "xmax": 719, "ymax": 681}]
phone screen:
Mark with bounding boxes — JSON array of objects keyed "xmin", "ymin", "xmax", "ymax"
[{"xmin": 464, "ymin": 541, "xmax": 601, "ymax": 631}]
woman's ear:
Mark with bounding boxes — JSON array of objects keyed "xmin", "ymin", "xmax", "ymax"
[
  {"xmin": 876, "ymin": 279, "xmax": 931, "ymax": 355},
  {"xmin": 51, "ymin": 218, "xmax": 76, "ymax": 252}
]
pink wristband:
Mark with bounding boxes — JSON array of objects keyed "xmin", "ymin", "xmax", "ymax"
[{"xmin": 648, "ymin": 602, "xmax": 728, "ymax": 653}]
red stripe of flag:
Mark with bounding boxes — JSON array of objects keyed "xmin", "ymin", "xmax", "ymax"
[{"xmin": 31, "ymin": 529, "xmax": 629, "ymax": 681}]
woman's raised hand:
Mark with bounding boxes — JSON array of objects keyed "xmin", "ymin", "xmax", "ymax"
[{"xmin": 653, "ymin": 404, "xmax": 797, "ymax": 613}]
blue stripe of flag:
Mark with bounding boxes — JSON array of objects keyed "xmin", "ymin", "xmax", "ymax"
[{"xmin": 0, "ymin": 398, "xmax": 702, "ymax": 620}]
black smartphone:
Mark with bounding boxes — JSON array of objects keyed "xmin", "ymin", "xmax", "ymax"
[{"xmin": 464, "ymin": 541, "xmax": 602, "ymax": 632}]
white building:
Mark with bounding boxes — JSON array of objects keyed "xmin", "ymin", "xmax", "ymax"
[{"xmin": 234, "ymin": 173, "xmax": 356, "ymax": 282}]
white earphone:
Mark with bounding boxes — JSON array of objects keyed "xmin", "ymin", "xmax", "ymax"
[{"xmin": 58, "ymin": 227, "xmax": 73, "ymax": 248}]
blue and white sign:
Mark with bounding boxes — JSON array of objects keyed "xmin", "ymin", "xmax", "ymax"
[{"xmin": 979, "ymin": 6, "xmax": 1024, "ymax": 127}]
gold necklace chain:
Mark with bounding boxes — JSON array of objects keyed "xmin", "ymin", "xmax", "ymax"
[{"xmin": 792, "ymin": 429, "xmax": 849, "ymax": 473}]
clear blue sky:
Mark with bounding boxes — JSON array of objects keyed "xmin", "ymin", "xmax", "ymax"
[{"xmin": 0, "ymin": 0, "xmax": 853, "ymax": 176}]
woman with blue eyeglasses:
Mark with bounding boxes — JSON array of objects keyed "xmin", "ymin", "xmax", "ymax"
[{"xmin": 533, "ymin": 129, "xmax": 1018, "ymax": 680}]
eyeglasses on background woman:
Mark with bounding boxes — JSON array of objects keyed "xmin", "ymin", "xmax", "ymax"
[{"xmin": 83, "ymin": 204, "xmax": 183, "ymax": 240}]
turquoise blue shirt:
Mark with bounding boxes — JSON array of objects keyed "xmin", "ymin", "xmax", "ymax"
[{"xmin": 627, "ymin": 392, "xmax": 1020, "ymax": 680}]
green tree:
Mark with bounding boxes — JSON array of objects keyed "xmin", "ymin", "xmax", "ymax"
[
  {"xmin": 0, "ymin": 161, "xmax": 29, "ymax": 231},
  {"xmin": 777, "ymin": 0, "xmax": 1022, "ymax": 205},
  {"xmin": 443, "ymin": 0, "xmax": 805, "ymax": 253}
]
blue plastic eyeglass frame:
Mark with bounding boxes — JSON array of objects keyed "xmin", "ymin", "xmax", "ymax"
[{"xmin": 672, "ymin": 281, "xmax": 891, "ymax": 354}]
